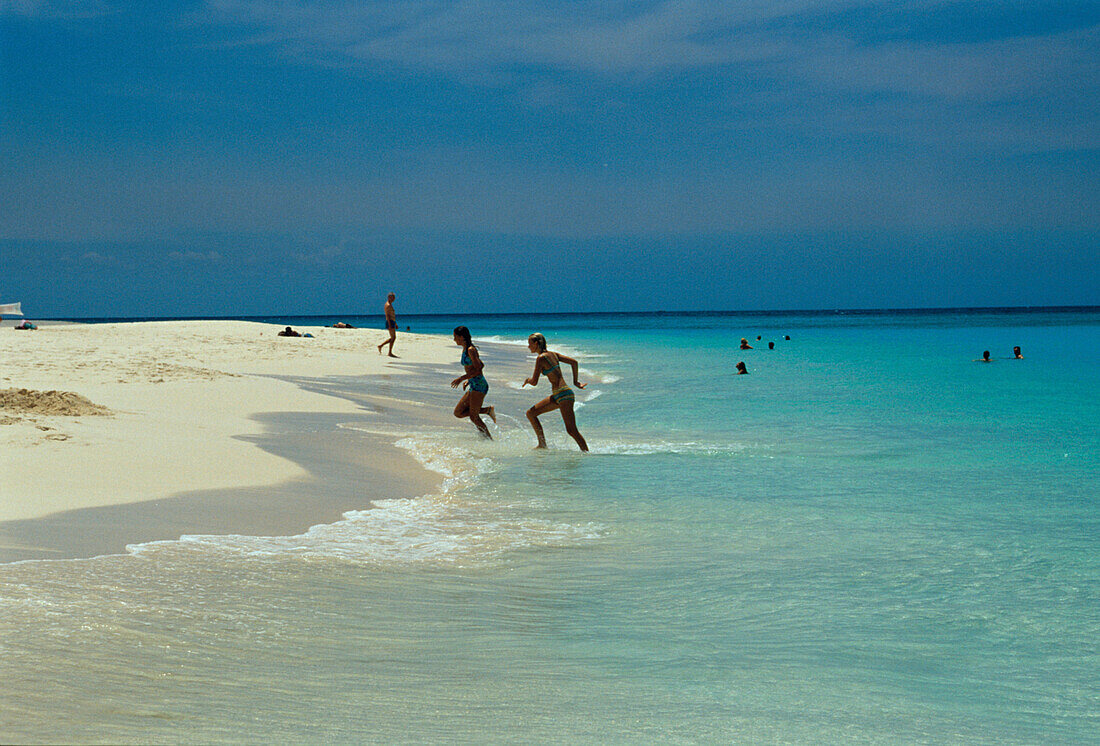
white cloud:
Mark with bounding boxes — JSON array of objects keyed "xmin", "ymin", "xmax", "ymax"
[
  {"xmin": 795, "ymin": 25, "xmax": 1100, "ymax": 102},
  {"xmin": 196, "ymin": 0, "xmax": 1100, "ymax": 114},
  {"xmin": 198, "ymin": 0, "xmax": 866, "ymax": 74}
]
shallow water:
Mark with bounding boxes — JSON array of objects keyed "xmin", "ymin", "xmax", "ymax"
[{"xmin": 2, "ymin": 309, "xmax": 1098, "ymax": 743}]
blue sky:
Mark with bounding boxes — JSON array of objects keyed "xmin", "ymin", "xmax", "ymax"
[{"xmin": 2, "ymin": 0, "xmax": 1098, "ymax": 316}]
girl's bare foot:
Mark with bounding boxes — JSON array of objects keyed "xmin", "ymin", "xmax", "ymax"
[{"xmin": 487, "ymin": 406, "xmax": 497, "ymax": 423}]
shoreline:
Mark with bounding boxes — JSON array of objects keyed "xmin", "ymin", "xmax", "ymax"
[
  {"xmin": 0, "ymin": 407, "xmax": 443, "ymax": 563},
  {"xmin": 0, "ymin": 320, "xmax": 528, "ymax": 563}
]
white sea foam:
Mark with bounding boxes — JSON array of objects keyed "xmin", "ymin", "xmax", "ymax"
[
  {"xmin": 479, "ymin": 336, "xmax": 594, "ymax": 361},
  {"xmin": 586, "ymin": 439, "xmax": 752, "ymax": 456},
  {"xmin": 121, "ymin": 490, "xmax": 601, "ymax": 568},
  {"xmin": 479, "ymin": 335, "xmax": 530, "ymax": 347},
  {"xmin": 481, "ymin": 338, "xmax": 594, "ymax": 363},
  {"xmin": 117, "ymin": 427, "xmax": 605, "ymax": 568},
  {"xmin": 574, "ymin": 389, "xmax": 602, "ymax": 409}
]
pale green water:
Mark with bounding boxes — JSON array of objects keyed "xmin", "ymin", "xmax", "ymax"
[{"xmin": 2, "ymin": 310, "xmax": 1098, "ymax": 743}]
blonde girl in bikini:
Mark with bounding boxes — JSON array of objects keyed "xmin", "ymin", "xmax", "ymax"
[{"xmin": 523, "ymin": 333, "xmax": 588, "ymax": 452}]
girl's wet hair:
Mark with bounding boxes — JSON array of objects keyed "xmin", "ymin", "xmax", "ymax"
[
  {"xmin": 528, "ymin": 332, "xmax": 547, "ymax": 352},
  {"xmin": 453, "ymin": 326, "xmax": 472, "ymax": 346}
]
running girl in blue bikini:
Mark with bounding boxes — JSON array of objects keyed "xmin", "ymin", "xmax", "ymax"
[
  {"xmin": 523, "ymin": 332, "xmax": 588, "ymax": 452},
  {"xmin": 451, "ymin": 326, "xmax": 495, "ymax": 438}
]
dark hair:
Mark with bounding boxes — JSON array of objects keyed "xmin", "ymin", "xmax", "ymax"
[{"xmin": 453, "ymin": 326, "xmax": 472, "ymax": 346}]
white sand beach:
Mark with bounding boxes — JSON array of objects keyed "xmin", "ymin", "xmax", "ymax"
[{"xmin": 0, "ymin": 320, "xmax": 493, "ymax": 560}]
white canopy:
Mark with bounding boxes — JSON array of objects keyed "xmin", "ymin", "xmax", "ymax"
[{"xmin": 0, "ymin": 302, "xmax": 23, "ymax": 316}]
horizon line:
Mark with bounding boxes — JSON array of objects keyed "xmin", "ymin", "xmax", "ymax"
[{"xmin": 22, "ymin": 304, "xmax": 1100, "ymax": 322}]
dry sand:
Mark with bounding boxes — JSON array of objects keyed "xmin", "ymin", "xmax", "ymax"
[
  {"xmin": 0, "ymin": 387, "xmax": 112, "ymax": 417},
  {"xmin": 0, "ymin": 320, "xmax": 487, "ymax": 559}
]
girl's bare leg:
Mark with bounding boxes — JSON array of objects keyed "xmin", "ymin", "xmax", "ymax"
[
  {"xmin": 453, "ymin": 391, "xmax": 471, "ymax": 419},
  {"xmin": 467, "ymin": 390, "xmax": 492, "ymax": 439},
  {"xmin": 526, "ymin": 397, "xmax": 559, "ymax": 449},
  {"xmin": 559, "ymin": 401, "xmax": 588, "ymax": 452}
]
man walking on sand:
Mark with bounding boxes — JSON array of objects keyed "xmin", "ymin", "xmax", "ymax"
[{"xmin": 377, "ymin": 292, "xmax": 398, "ymax": 357}]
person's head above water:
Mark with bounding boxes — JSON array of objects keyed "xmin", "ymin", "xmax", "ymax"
[
  {"xmin": 528, "ymin": 332, "xmax": 547, "ymax": 353},
  {"xmin": 768, "ymin": 342, "xmax": 775, "ymax": 349},
  {"xmin": 983, "ymin": 350, "xmax": 991, "ymax": 361},
  {"xmin": 453, "ymin": 326, "xmax": 472, "ymax": 346},
  {"xmin": 736, "ymin": 361, "xmax": 748, "ymax": 374},
  {"xmin": 1013, "ymin": 345, "xmax": 1023, "ymax": 358}
]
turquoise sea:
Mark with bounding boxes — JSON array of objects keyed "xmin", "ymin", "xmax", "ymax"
[{"xmin": 2, "ymin": 308, "xmax": 1099, "ymax": 743}]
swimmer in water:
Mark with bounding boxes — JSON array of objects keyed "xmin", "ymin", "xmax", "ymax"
[
  {"xmin": 976, "ymin": 350, "xmax": 993, "ymax": 362},
  {"xmin": 523, "ymin": 333, "xmax": 588, "ymax": 452},
  {"xmin": 450, "ymin": 326, "xmax": 495, "ymax": 438},
  {"xmin": 736, "ymin": 361, "xmax": 748, "ymax": 374},
  {"xmin": 1013, "ymin": 345, "xmax": 1024, "ymax": 359},
  {"xmin": 740, "ymin": 338, "xmax": 753, "ymax": 350}
]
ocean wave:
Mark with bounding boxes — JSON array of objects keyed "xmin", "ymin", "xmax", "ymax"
[
  {"xmin": 587, "ymin": 439, "xmax": 752, "ymax": 456},
  {"xmin": 480, "ymin": 336, "xmax": 597, "ymax": 361},
  {"xmin": 478, "ymin": 335, "xmax": 529, "ymax": 347},
  {"xmin": 116, "ymin": 428, "xmax": 606, "ymax": 568},
  {"xmin": 394, "ymin": 434, "xmax": 499, "ymax": 492},
  {"xmin": 578, "ymin": 366, "xmax": 618, "ymax": 383},
  {"xmin": 574, "ymin": 389, "xmax": 601, "ymax": 409},
  {"xmin": 122, "ymin": 495, "xmax": 603, "ymax": 568}
]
